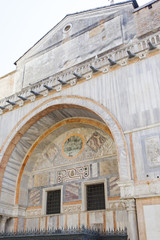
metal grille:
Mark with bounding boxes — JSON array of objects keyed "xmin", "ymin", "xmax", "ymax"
[
  {"xmin": 87, "ymin": 183, "xmax": 105, "ymax": 211},
  {"xmin": 0, "ymin": 227, "xmax": 128, "ymax": 240},
  {"xmin": 47, "ymin": 190, "xmax": 61, "ymax": 214}
]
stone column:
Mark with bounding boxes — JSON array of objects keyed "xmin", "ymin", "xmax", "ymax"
[
  {"xmin": 126, "ymin": 199, "xmax": 139, "ymax": 240},
  {"xmin": 0, "ymin": 216, "xmax": 8, "ymax": 232}
]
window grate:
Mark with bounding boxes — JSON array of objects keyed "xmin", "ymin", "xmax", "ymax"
[
  {"xmin": 87, "ymin": 183, "xmax": 105, "ymax": 211},
  {"xmin": 47, "ymin": 190, "xmax": 61, "ymax": 214}
]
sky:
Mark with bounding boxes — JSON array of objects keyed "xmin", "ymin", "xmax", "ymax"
[{"xmin": 0, "ymin": 0, "xmax": 150, "ymax": 77}]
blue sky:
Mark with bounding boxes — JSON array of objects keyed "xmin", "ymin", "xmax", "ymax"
[{"xmin": 0, "ymin": 0, "xmax": 150, "ymax": 77}]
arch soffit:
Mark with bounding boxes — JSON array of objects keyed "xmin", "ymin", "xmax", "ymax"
[{"xmin": 0, "ymin": 96, "xmax": 131, "ymax": 196}]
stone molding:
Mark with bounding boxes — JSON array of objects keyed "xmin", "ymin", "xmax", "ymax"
[
  {"xmin": 26, "ymin": 208, "xmax": 41, "ymax": 218},
  {"xmin": 0, "ymin": 31, "xmax": 160, "ymax": 114},
  {"xmin": 119, "ymin": 180, "xmax": 160, "ymax": 199}
]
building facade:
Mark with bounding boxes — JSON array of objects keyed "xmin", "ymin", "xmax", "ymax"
[{"xmin": 0, "ymin": 1, "xmax": 160, "ymax": 240}]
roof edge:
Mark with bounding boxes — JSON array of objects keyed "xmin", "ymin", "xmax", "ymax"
[
  {"xmin": 14, "ymin": 1, "xmax": 133, "ymax": 65},
  {"xmin": 134, "ymin": 0, "xmax": 159, "ymax": 12}
]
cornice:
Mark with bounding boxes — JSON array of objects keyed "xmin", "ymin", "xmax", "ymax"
[{"xmin": 0, "ymin": 31, "xmax": 160, "ymax": 115}]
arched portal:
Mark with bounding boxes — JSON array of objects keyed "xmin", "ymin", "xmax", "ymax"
[{"xmin": 0, "ymin": 96, "xmax": 131, "ymax": 232}]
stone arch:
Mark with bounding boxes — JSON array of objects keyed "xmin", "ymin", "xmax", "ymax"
[
  {"xmin": 15, "ymin": 118, "xmax": 115, "ymax": 205},
  {"xmin": 0, "ymin": 96, "xmax": 131, "ymax": 203}
]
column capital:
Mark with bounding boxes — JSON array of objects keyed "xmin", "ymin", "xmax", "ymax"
[{"xmin": 126, "ymin": 199, "xmax": 136, "ymax": 212}]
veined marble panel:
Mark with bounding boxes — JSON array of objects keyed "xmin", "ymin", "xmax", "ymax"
[
  {"xmin": 64, "ymin": 183, "xmax": 80, "ymax": 202},
  {"xmin": 28, "ymin": 189, "xmax": 41, "ymax": 206},
  {"xmin": 115, "ymin": 210, "xmax": 127, "ymax": 230},
  {"xmin": 47, "ymin": 216, "xmax": 57, "ymax": 230},
  {"xmin": 105, "ymin": 211, "xmax": 114, "ymax": 231},
  {"xmin": 100, "ymin": 159, "xmax": 118, "ymax": 176},
  {"xmin": 26, "ymin": 218, "xmax": 39, "ymax": 231},
  {"xmin": 17, "ymin": 218, "xmax": 25, "ymax": 232},
  {"xmin": 109, "ymin": 176, "xmax": 120, "ymax": 196},
  {"xmin": 80, "ymin": 212, "xmax": 87, "ymax": 228},
  {"xmin": 59, "ymin": 215, "xmax": 65, "ymax": 229},
  {"xmin": 40, "ymin": 217, "xmax": 45, "ymax": 230},
  {"xmin": 67, "ymin": 214, "xmax": 79, "ymax": 228},
  {"xmin": 92, "ymin": 163, "xmax": 98, "ymax": 178}
]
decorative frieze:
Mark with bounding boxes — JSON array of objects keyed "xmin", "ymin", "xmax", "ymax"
[
  {"xmin": 0, "ymin": 32, "xmax": 160, "ymax": 114},
  {"xmin": 108, "ymin": 200, "xmax": 127, "ymax": 210},
  {"xmin": 63, "ymin": 204, "xmax": 81, "ymax": 213},
  {"xmin": 26, "ymin": 208, "xmax": 41, "ymax": 217}
]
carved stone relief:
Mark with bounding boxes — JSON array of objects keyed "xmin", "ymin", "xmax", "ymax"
[
  {"xmin": 145, "ymin": 136, "xmax": 160, "ymax": 167},
  {"xmin": 63, "ymin": 204, "xmax": 81, "ymax": 214},
  {"xmin": 43, "ymin": 143, "xmax": 59, "ymax": 163},
  {"xmin": 108, "ymin": 200, "xmax": 127, "ymax": 210},
  {"xmin": 87, "ymin": 131, "xmax": 106, "ymax": 152}
]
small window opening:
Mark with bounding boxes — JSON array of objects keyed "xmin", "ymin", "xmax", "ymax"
[
  {"xmin": 87, "ymin": 183, "xmax": 105, "ymax": 211},
  {"xmin": 47, "ymin": 190, "xmax": 61, "ymax": 214}
]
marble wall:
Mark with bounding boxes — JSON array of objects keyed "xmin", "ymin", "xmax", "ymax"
[{"xmin": 18, "ymin": 125, "xmax": 121, "ymax": 232}]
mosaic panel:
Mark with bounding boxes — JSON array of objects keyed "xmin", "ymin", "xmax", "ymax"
[
  {"xmin": 28, "ymin": 188, "xmax": 41, "ymax": 206},
  {"xmin": 100, "ymin": 159, "xmax": 118, "ymax": 176},
  {"xmin": 34, "ymin": 173, "xmax": 49, "ymax": 187},
  {"xmin": 87, "ymin": 131, "xmax": 106, "ymax": 152},
  {"xmin": 57, "ymin": 165, "xmax": 90, "ymax": 183},
  {"xmin": 145, "ymin": 136, "xmax": 160, "ymax": 167},
  {"xmin": 63, "ymin": 134, "xmax": 83, "ymax": 157},
  {"xmin": 109, "ymin": 176, "xmax": 120, "ymax": 196},
  {"xmin": 64, "ymin": 183, "xmax": 80, "ymax": 202}
]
